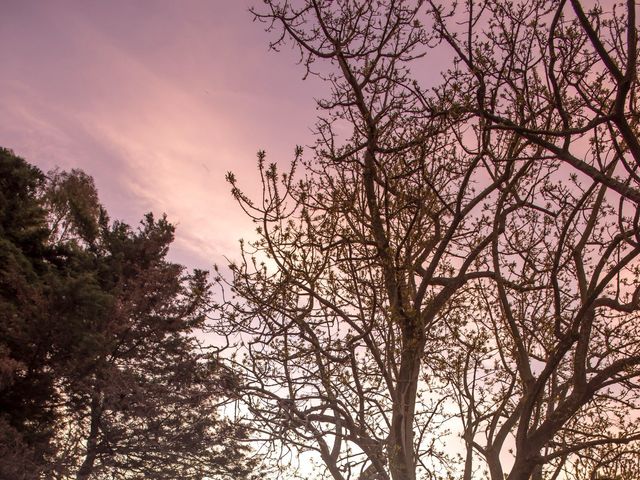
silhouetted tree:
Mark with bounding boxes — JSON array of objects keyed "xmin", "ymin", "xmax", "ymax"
[
  {"xmin": 0, "ymin": 148, "xmax": 61, "ymax": 479},
  {"xmin": 218, "ymin": 1, "xmax": 640, "ymax": 480},
  {"xmin": 0, "ymin": 149, "xmax": 260, "ymax": 480}
]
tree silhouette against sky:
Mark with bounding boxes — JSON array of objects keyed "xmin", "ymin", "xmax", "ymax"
[{"xmin": 219, "ymin": 1, "xmax": 640, "ymax": 479}]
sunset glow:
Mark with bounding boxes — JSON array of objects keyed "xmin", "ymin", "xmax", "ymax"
[{"xmin": 1, "ymin": 0, "xmax": 324, "ymax": 268}]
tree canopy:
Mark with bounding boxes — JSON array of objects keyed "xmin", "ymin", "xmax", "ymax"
[
  {"xmin": 217, "ymin": 1, "xmax": 640, "ymax": 480},
  {"xmin": 0, "ymin": 147, "xmax": 59, "ymax": 479},
  {"xmin": 0, "ymin": 148, "xmax": 259, "ymax": 480}
]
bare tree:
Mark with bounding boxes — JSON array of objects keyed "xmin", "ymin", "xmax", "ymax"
[
  {"xmin": 430, "ymin": 1, "xmax": 640, "ymax": 479},
  {"xmin": 429, "ymin": 0, "xmax": 640, "ymax": 203},
  {"xmin": 217, "ymin": 1, "xmax": 640, "ymax": 480}
]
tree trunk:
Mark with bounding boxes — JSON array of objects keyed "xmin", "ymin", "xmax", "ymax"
[
  {"xmin": 388, "ymin": 327, "xmax": 424, "ymax": 480},
  {"xmin": 507, "ymin": 456, "xmax": 537, "ymax": 480},
  {"xmin": 463, "ymin": 439, "xmax": 474, "ymax": 480},
  {"xmin": 76, "ymin": 393, "xmax": 102, "ymax": 480},
  {"xmin": 485, "ymin": 447, "xmax": 504, "ymax": 480}
]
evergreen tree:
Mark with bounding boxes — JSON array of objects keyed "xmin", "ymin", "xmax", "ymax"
[
  {"xmin": 0, "ymin": 148, "xmax": 259, "ymax": 479},
  {"xmin": 0, "ymin": 148, "xmax": 61, "ymax": 479}
]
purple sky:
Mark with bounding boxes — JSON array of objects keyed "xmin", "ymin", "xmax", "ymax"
[{"xmin": 0, "ymin": 0, "xmax": 326, "ymax": 269}]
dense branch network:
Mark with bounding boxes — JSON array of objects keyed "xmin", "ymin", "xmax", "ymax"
[{"xmin": 217, "ymin": 1, "xmax": 640, "ymax": 480}]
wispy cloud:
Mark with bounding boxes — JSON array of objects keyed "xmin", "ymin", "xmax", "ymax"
[{"xmin": 0, "ymin": 1, "xmax": 321, "ymax": 269}]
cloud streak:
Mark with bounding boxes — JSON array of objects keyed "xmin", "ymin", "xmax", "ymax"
[{"xmin": 0, "ymin": 0, "xmax": 322, "ymax": 269}]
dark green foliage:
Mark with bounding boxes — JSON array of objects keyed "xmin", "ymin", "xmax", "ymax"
[
  {"xmin": 0, "ymin": 148, "xmax": 60, "ymax": 479},
  {"xmin": 0, "ymin": 148, "xmax": 259, "ymax": 479}
]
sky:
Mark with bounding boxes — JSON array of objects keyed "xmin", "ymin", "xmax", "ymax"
[{"xmin": 0, "ymin": 0, "xmax": 326, "ymax": 270}]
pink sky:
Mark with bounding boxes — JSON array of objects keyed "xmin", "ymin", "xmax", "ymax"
[{"xmin": 0, "ymin": 0, "xmax": 326, "ymax": 269}]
